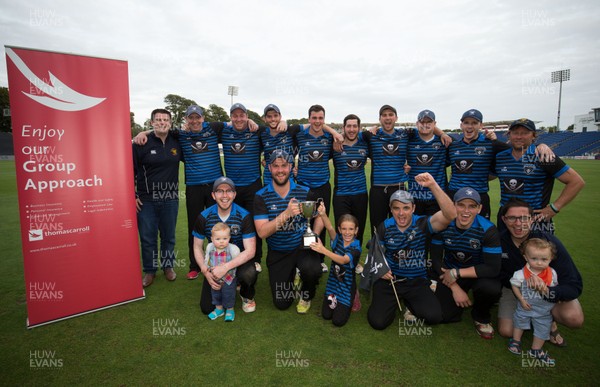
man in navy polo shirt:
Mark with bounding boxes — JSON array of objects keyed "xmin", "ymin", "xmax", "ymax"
[
  {"xmin": 133, "ymin": 108, "xmax": 182, "ymax": 288},
  {"xmin": 254, "ymin": 150, "xmax": 324, "ymax": 314}
]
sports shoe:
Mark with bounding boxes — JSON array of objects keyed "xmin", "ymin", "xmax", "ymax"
[
  {"xmin": 241, "ymin": 297, "xmax": 256, "ymax": 313},
  {"xmin": 355, "ymin": 264, "xmax": 363, "ymax": 275},
  {"xmin": 404, "ymin": 308, "xmax": 418, "ymax": 322},
  {"xmin": 224, "ymin": 309, "xmax": 235, "ymax": 322},
  {"xmin": 321, "ymin": 262, "xmax": 328, "ymax": 273},
  {"xmin": 351, "ymin": 289, "xmax": 362, "ymax": 312},
  {"xmin": 297, "ymin": 299, "xmax": 311, "ymax": 314},
  {"xmin": 254, "ymin": 262, "xmax": 262, "ymax": 273},
  {"xmin": 474, "ymin": 321, "xmax": 494, "ymax": 339},
  {"xmin": 186, "ymin": 270, "xmax": 199, "ymax": 280},
  {"xmin": 208, "ymin": 308, "xmax": 225, "ymax": 320}
]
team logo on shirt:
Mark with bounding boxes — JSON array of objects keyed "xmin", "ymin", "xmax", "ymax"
[
  {"xmin": 383, "ymin": 143, "xmax": 399, "ymax": 156},
  {"xmin": 417, "ymin": 153, "xmax": 433, "ymax": 166},
  {"xmin": 453, "ymin": 251, "xmax": 471, "ymax": 263},
  {"xmin": 432, "ymin": 142, "xmax": 442, "ymax": 150},
  {"xmin": 231, "ymin": 142, "xmax": 246, "ymax": 154},
  {"xmin": 475, "ymin": 147, "xmax": 486, "ymax": 156},
  {"xmin": 445, "ymin": 238, "xmax": 453, "ymax": 245},
  {"xmin": 308, "ymin": 150, "xmax": 323, "ymax": 162},
  {"xmin": 320, "ymin": 138, "xmax": 329, "ymax": 146},
  {"xmin": 230, "ymin": 225, "xmax": 241, "ymax": 236},
  {"xmin": 407, "ymin": 230, "xmax": 417, "ymax": 241},
  {"xmin": 170, "ymin": 148, "xmax": 178, "ymax": 156},
  {"xmin": 346, "ymin": 159, "xmax": 363, "ymax": 171},
  {"xmin": 523, "ymin": 163, "xmax": 536, "ymax": 175},
  {"xmin": 359, "ymin": 149, "xmax": 367, "ymax": 157},
  {"xmin": 470, "ymin": 239, "xmax": 481, "ymax": 250},
  {"xmin": 503, "ymin": 178, "xmax": 525, "ymax": 194},
  {"xmin": 455, "ymin": 159, "xmax": 473, "ymax": 174},
  {"xmin": 333, "ymin": 264, "xmax": 346, "ymax": 282},
  {"xmin": 191, "ymin": 140, "xmax": 209, "ymax": 153}
]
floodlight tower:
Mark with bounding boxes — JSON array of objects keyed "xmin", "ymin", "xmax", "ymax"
[
  {"xmin": 227, "ymin": 86, "xmax": 239, "ymax": 106},
  {"xmin": 551, "ymin": 69, "xmax": 570, "ymax": 131}
]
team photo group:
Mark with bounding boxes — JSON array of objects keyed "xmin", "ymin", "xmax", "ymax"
[{"xmin": 132, "ymin": 102, "xmax": 585, "ymax": 366}]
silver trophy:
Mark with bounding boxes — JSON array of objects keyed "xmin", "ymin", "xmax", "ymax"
[{"xmin": 299, "ymin": 200, "xmax": 320, "ymax": 248}]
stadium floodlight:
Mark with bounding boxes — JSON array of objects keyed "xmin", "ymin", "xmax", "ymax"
[
  {"xmin": 227, "ymin": 86, "xmax": 239, "ymax": 106},
  {"xmin": 551, "ymin": 69, "xmax": 570, "ymax": 131}
]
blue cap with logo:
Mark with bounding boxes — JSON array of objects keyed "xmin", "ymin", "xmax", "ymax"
[
  {"xmin": 461, "ymin": 109, "xmax": 483, "ymax": 122},
  {"xmin": 418, "ymin": 110, "xmax": 436, "ymax": 121},
  {"xmin": 264, "ymin": 104, "xmax": 281, "ymax": 115},
  {"xmin": 230, "ymin": 103, "xmax": 247, "ymax": 113},
  {"xmin": 269, "ymin": 149, "xmax": 293, "ymax": 165},
  {"xmin": 453, "ymin": 187, "xmax": 481, "ymax": 204},
  {"xmin": 185, "ymin": 105, "xmax": 203, "ymax": 117},
  {"xmin": 213, "ymin": 176, "xmax": 236, "ymax": 192},
  {"xmin": 509, "ymin": 118, "xmax": 536, "ymax": 132}
]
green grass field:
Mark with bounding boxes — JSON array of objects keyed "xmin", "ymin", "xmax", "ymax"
[{"xmin": 1, "ymin": 159, "xmax": 598, "ymax": 385}]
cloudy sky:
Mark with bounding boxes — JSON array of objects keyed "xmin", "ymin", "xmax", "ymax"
[{"xmin": 1, "ymin": 0, "xmax": 598, "ymax": 129}]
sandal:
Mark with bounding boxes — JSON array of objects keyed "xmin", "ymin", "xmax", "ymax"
[
  {"xmin": 549, "ymin": 329, "xmax": 567, "ymax": 347},
  {"xmin": 224, "ymin": 309, "xmax": 235, "ymax": 322},
  {"xmin": 508, "ymin": 338, "xmax": 522, "ymax": 355},
  {"xmin": 208, "ymin": 308, "xmax": 225, "ymax": 320}
]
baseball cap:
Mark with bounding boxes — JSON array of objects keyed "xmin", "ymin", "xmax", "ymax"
[
  {"xmin": 389, "ymin": 190, "xmax": 414, "ymax": 205},
  {"xmin": 264, "ymin": 104, "xmax": 281, "ymax": 115},
  {"xmin": 509, "ymin": 118, "xmax": 536, "ymax": 132},
  {"xmin": 213, "ymin": 176, "xmax": 236, "ymax": 192},
  {"xmin": 461, "ymin": 109, "xmax": 483, "ymax": 122},
  {"xmin": 185, "ymin": 105, "xmax": 203, "ymax": 117},
  {"xmin": 453, "ymin": 187, "xmax": 481, "ymax": 205},
  {"xmin": 418, "ymin": 110, "xmax": 436, "ymax": 122},
  {"xmin": 379, "ymin": 104, "xmax": 397, "ymax": 116},
  {"xmin": 269, "ymin": 149, "xmax": 293, "ymax": 165},
  {"xmin": 230, "ymin": 103, "xmax": 247, "ymax": 114}
]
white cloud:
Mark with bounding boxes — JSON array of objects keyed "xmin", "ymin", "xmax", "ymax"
[{"xmin": 1, "ymin": 0, "xmax": 598, "ymax": 129}]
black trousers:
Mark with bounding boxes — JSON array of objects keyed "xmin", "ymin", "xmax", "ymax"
[
  {"xmin": 186, "ymin": 184, "xmax": 215, "ymax": 272},
  {"xmin": 321, "ymin": 281, "xmax": 355, "ymax": 327},
  {"xmin": 199, "ymin": 260, "xmax": 257, "ymax": 314},
  {"xmin": 332, "ymin": 192, "xmax": 368, "ymax": 245},
  {"xmin": 266, "ymin": 248, "xmax": 322, "ymax": 310},
  {"xmin": 234, "ymin": 178, "xmax": 263, "ymax": 263},
  {"xmin": 435, "ymin": 277, "xmax": 502, "ymax": 324},
  {"xmin": 367, "ymin": 277, "xmax": 442, "ymax": 330}
]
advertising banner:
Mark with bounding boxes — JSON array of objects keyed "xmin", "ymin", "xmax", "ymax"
[{"xmin": 5, "ymin": 46, "xmax": 144, "ymax": 328}]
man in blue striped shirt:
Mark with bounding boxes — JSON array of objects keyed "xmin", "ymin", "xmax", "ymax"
[
  {"xmin": 431, "ymin": 187, "xmax": 502, "ymax": 339},
  {"xmin": 367, "ymin": 173, "xmax": 456, "ymax": 330},
  {"xmin": 254, "ymin": 150, "xmax": 324, "ymax": 314},
  {"xmin": 494, "ymin": 118, "xmax": 585, "ymax": 233}
]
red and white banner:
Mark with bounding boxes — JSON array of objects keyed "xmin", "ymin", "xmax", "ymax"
[{"xmin": 5, "ymin": 46, "xmax": 144, "ymax": 328}]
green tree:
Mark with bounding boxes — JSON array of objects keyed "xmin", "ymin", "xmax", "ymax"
[
  {"xmin": 204, "ymin": 104, "xmax": 229, "ymax": 122},
  {"xmin": 164, "ymin": 94, "xmax": 198, "ymax": 128},
  {"xmin": 130, "ymin": 112, "xmax": 143, "ymax": 137},
  {"xmin": 247, "ymin": 109, "xmax": 265, "ymax": 126},
  {"xmin": 287, "ymin": 118, "xmax": 309, "ymax": 125},
  {"xmin": 567, "ymin": 124, "xmax": 574, "ymax": 132},
  {"xmin": 0, "ymin": 87, "xmax": 11, "ymax": 133}
]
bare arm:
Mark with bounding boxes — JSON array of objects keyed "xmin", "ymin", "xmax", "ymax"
[
  {"xmin": 533, "ymin": 168, "xmax": 585, "ymax": 221},
  {"xmin": 193, "ymin": 237, "xmax": 221, "ymax": 290},
  {"xmin": 254, "ymin": 198, "xmax": 301, "ymax": 239},
  {"xmin": 414, "ymin": 173, "xmax": 456, "ymax": 231},
  {"xmin": 309, "ymin": 239, "xmax": 350, "ymax": 265}
]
